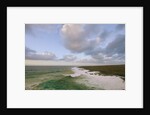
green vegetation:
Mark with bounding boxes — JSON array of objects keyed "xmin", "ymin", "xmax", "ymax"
[{"xmin": 80, "ymin": 65, "xmax": 125, "ymax": 80}]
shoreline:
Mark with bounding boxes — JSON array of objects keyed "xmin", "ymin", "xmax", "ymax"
[{"xmin": 69, "ymin": 67, "xmax": 125, "ymax": 90}]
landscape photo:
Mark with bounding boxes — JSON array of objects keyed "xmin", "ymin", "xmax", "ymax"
[{"xmin": 25, "ymin": 24, "xmax": 125, "ymax": 90}]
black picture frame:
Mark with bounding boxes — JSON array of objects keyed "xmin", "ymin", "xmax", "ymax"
[{"xmin": 1, "ymin": 0, "xmax": 148, "ymax": 112}]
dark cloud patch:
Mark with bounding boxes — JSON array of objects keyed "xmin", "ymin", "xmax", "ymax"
[
  {"xmin": 99, "ymin": 30, "xmax": 112, "ymax": 42},
  {"xmin": 115, "ymin": 24, "xmax": 125, "ymax": 31},
  {"xmin": 25, "ymin": 47, "xmax": 36, "ymax": 55},
  {"xmin": 105, "ymin": 34, "xmax": 125, "ymax": 55},
  {"xmin": 25, "ymin": 47, "xmax": 56, "ymax": 60},
  {"xmin": 85, "ymin": 47, "xmax": 103, "ymax": 56},
  {"xmin": 87, "ymin": 34, "xmax": 125, "ymax": 64}
]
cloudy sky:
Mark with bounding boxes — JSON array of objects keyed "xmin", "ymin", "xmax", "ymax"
[{"xmin": 25, "ymin": 24, "xmax": 125, "ymax": 66}]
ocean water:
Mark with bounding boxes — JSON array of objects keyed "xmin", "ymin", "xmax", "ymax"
[
  {"xmin": 25, "ymin": 66, "xmax": 75, "ymax": 90},
  {"xmin": 25, "ymin": 66, "xmax": 125, "ymax": 90}
]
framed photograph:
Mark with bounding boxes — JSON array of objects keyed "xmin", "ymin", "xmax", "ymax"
[{"xmin": 2, "ymin": 0, "xmax": 146, "ymax": 110}]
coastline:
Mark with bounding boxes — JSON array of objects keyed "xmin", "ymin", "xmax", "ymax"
[{"xmin": 69, "ymin": 67, "xmax": 125, "ymax": 90}]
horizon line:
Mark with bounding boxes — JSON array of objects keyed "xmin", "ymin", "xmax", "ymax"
[{"xmin": 25, "ymin": 64, "xmax": 125, "ymax": 66}]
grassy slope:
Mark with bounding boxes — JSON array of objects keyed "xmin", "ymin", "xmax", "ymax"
[{"xmin": 80, "ymin": 65, "xmax": 125, "ymax": 80}]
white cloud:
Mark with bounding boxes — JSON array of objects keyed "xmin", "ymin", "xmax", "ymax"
[
  {"xmin": 25, "ymin": 47, "xmax": 56, "ymax": 60},
  {"xmin": 61, "ymin": 24, "xmax": 101, "ymax": 53},
  {"xmin": 60, "ymin": 24, "xmax": 125, "ymax": 65}
]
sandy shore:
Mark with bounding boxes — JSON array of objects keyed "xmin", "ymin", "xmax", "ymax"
[{"xmin": 70, "ymin": 67, "xmax": 125, "ymax": 90}]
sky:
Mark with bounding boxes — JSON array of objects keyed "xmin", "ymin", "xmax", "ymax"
[{"xmin": 25, "ymin": 24, "xmax": 125, "ymax": 66}]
